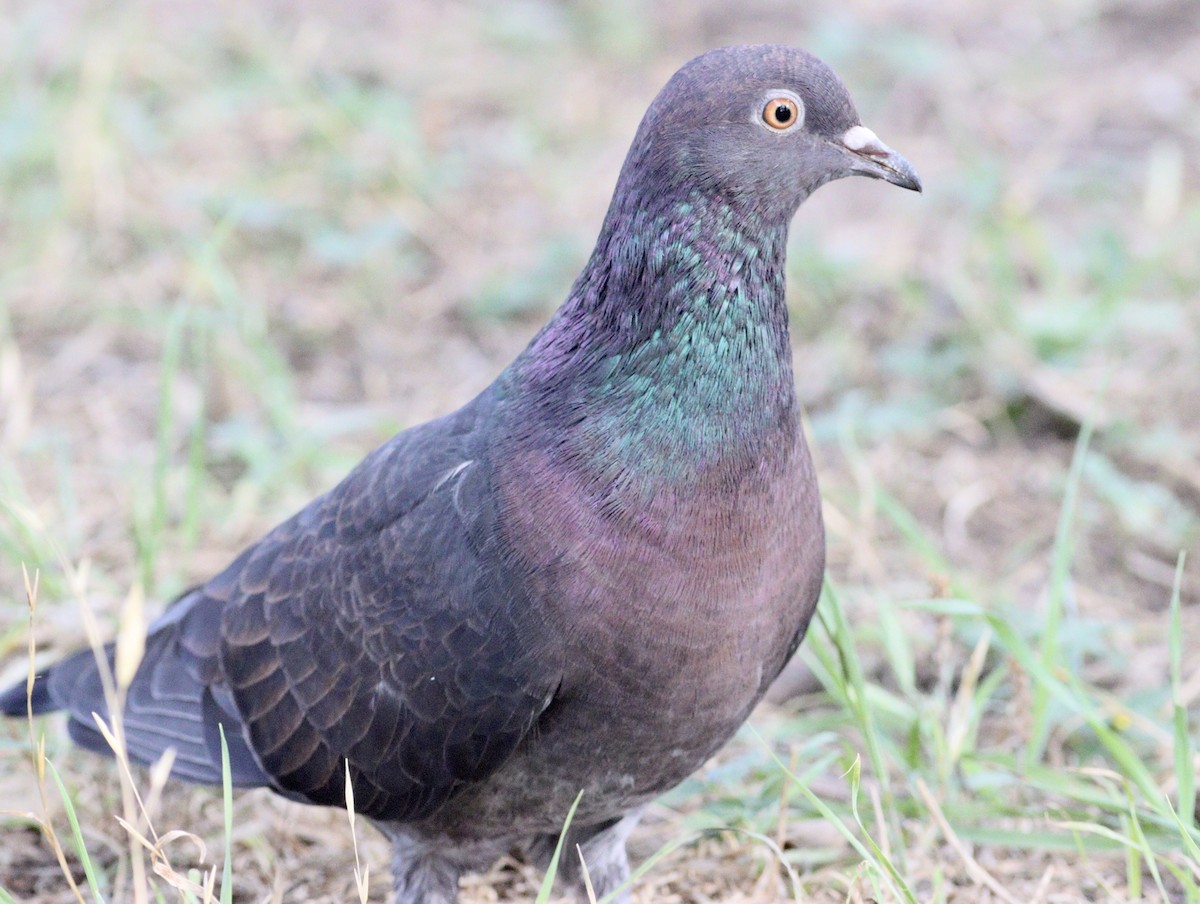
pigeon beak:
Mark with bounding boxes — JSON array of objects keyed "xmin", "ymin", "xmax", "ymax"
[{"xmin": 839, "ymin": 125, "xmax": 922, "ymax": 192}]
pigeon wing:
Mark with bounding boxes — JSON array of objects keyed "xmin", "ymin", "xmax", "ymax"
[{"xmin": 209, "ymin": 390, "xmax": 559, "ymax": 822}]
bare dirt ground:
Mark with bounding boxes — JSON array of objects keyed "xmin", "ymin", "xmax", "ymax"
[{"xmin": 1, "ymin": 0, "xmax": 1198, "ymax": 901}]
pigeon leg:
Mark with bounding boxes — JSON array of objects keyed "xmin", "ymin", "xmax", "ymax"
[{"xmin": 382, "ymin": 827, "xmax": 468, "ymax": 904}]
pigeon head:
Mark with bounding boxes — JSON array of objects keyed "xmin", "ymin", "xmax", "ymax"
[
  {"xmin": 515, "ymin": 44, "xmax": 923, "ymax": 480},
  {"xmin": 620, "ymin": 44, "xmax": 921, "ymax": 221}
]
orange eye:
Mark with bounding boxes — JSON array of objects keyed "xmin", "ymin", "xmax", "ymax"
[{"xmin": 762, "ymin": 97, "xmax": 800, "ymax": 130}]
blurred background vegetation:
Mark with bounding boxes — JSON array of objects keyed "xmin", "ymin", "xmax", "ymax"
[{"xmin": 0, "ymin": 0, "xmax": 1198, "ymax": 901}]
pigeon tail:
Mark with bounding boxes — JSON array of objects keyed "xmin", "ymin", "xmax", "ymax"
[
  {"xmin": 0, "ymin": 602, "xmax": 272, "ymax": 789},
  {"xmin": 0, "ymin": 669, "xmax": 56, "ymax": 716}
]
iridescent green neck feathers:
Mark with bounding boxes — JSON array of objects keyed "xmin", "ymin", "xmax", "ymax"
[{"xmin": 509, "ymin": 189, "xmax": 797, "ymax": 490}]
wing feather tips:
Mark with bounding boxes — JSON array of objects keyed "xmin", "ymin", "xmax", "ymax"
[{"xmin": 0, "ymin": 670, "xmax": 55, "ymax": 715}]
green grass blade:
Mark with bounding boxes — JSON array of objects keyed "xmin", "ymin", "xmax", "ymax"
[
  {"xmin": 817, "ymin": 580, "xmax": 904, "ymax": 870},
  {"xmin": 218, "ymin": 724, "xmax": 234, "ymax": 904},
  {"xmin": 846, "ymin": 756, "xmax": 916, "ymax": 902},
  {"xmin": 47, "ymin": 760, "xmax": 107, "ymax": 904},
  {"xmin": 134, "ymin": 303, "xmax": 190, "ymax": 590},
  {"xmin": 1168, "ymin": 552, "xmax": 1194, "ymax": 832},
  {"xmin": 1123, "ymin": 789, "xmax": 1169, "ymax": 902},
  {"xmin": 988, "ymin": 614, "xmax": 1183, "ymax": 827},
  {"xmin": 535, "ymin": 790, "xmax": 584, "ymax": 904},
  {"xmin": 761, "ymin": 740, "xmax": 916, "ymax": 904},
  {"xmin": 1163, "ymin": 794, "xmax": 1200, "ymax": 864},
  {"xmin": 1027, "ymin": 413, "xmax": 1095, "ymax": 766},
  {"xmin": 876, "ymin": 596, "xmax": 916, "ymax": 699}
]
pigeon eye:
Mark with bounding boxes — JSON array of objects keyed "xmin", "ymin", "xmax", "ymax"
[{"xmin": 762, "ymin": 97, "xmax": 801, "ymax": 130}]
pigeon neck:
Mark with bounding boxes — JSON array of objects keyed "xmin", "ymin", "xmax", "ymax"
[{"xmin": 512, "ymin": 188, "xmax": 797, "ymax": 487}]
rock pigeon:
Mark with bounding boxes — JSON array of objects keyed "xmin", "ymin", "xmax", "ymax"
[{"xmin": 1, "ymin": 44, "xmax": 920, "ymax": 903}]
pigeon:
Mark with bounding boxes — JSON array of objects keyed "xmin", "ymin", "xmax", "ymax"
[{"xmin": 1, "ymin": 44, "xmax": 920, "ymax": 903}]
